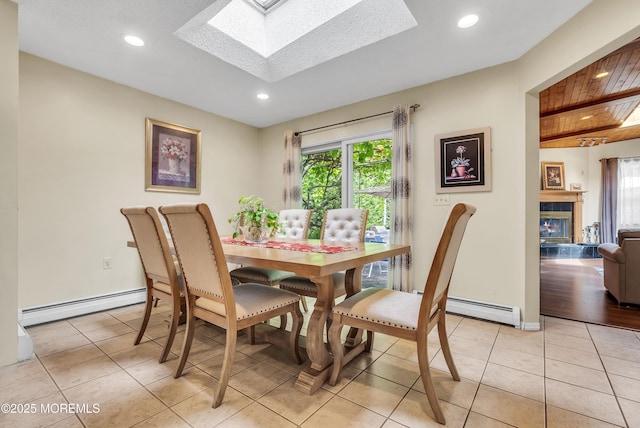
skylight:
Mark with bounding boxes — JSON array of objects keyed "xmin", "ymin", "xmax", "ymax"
[
  {"xmin": 175, "ymin": 0, "xmax": 417, "ymax": 82},
  {"xmin": 207, "ymin": 0, "xmax": 362, "ymax": 58}
]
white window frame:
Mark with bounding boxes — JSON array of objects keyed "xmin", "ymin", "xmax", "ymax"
[{"xmin": 301, "ymin": 129, "xmax": 391, "ymax": 208}]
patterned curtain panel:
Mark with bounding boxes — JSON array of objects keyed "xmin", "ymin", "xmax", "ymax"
[
  {"xmin": 600, "ymin": 158, "xmax": 618, "ymax": 243},
  {"xmin": 389, "ymin": 104, "xmax": 413, "ymax": 292},
  {"xmin": 283, "ymin": 130, "xmax": 302, "ymax": 208}
]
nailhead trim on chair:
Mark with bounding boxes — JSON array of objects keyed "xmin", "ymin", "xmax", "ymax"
[
  {"xmin": 196, "ymin": 284, "xmax": 301, "ymax": 320},
  {"xmin": 333, "ymin": 311, "xmax": 418, "ymax": 330}
]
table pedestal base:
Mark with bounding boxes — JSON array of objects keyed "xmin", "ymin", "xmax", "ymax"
[{"xmin": 294, "ymin": 340, "xmax": 368, "ymax": 394}]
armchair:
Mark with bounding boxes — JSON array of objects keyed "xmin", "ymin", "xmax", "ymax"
[{"xmin": 597, "ymin": 229, "xmax": 640, "ymax": 305}]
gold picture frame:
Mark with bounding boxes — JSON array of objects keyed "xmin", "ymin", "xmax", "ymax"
[
  {"xmin": 541, "ymin": 161, "xmax": 565, "ymax": 190},
  {"xmin": 145, "ymin": 118, "xmax": 201, "ymax": 194}
]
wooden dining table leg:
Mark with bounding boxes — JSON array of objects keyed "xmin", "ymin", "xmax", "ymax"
[
  {"xmin": 295, "ymin": 275, "xmax": 334, "ymax": 394},
  {"xmin": 344, "ymin": 267, "xmax": 365, "ymax": 348}
]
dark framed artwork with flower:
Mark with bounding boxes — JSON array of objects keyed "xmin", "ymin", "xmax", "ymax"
[
  {"xmin": 145, "ymin": 118, "xmax": 201, "ymax": 194},
  {"xmin": 434, "ymin": 127, "xmax": 492, "ymax": 193}
]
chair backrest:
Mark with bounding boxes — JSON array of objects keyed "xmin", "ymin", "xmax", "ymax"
[
  {"xmin": 321, "ymin": 208, "xmax": 368, "ymax": 243},
  {"xmin": 618, "ymin": 229, "xmax": 640, "ymax": 245},
  {"xmin": 121, "ymin": 206, "xmax": 180, "ymax": 292},
  {"xmin": 159, "ymin": 203, "xmax": 236, "ymax": 319},
  {"xmin": 276, "ymin": 209, "xmax": 311, "ymax": 239},
  {"xmin": 420, "ymin": 203, "xmax": 476, "ymax": 317}
]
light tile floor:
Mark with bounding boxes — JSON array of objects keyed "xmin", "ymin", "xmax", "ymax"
[{"xmin": 2, "ymin": 300, "xmax": 640, "ymax": 427}]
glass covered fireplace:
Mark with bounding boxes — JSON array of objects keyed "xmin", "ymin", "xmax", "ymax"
[{"xmin": 540, "ymin": 211, "xmax": 573, "ymax": 243}]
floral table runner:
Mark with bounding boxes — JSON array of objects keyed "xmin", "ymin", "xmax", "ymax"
[{"xmin": 220, "ymin": 238, "xmax": 357, "ymax": 254}]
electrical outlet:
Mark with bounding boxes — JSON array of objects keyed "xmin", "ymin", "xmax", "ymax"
[
  {"xmin": 103, "ymin": 257, "xmax": 112, "ymax": 269},
  {"xmin": 433, "ymin": 194, "xmax": 450, "ymax": 206}
]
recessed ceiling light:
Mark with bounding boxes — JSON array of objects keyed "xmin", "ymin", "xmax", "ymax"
[
  {"xmin": 123, "ymin": 35, "xmax": 145, "ymax": 47},
  {"xmin": 595, "ymin": 71, "xmax": 609, "ymax": 79},
  {"xmin": 581, "ymin": 115, "xmax": 593, "ymax": 120},
  {"xmin": 457, "ymin": 14, "xmax": 479, "ymax": 28},
  {"xmin": 256, "ymin": 93, "xmax": 269, "ymax": 100}
]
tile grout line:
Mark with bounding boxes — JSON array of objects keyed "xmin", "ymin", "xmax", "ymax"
[{"xmin": 586, "ymin": 323, "xmax": 630, "ymax": 428}]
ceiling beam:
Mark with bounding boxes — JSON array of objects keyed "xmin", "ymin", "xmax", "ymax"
[
  {"xmin": 540, "ymin": 124, "xmax": 621, "ymax": 142},
  {"xmin": 541, "ymin": 89, "xmax": 640, "ymax": 118}
]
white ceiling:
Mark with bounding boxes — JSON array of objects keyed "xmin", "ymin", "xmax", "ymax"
[{"xmin": 15, "ymin": 0, "xmax": 593, "ymax": 128}]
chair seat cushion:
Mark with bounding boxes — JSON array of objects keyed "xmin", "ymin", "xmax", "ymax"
[
  {"xmin": 333, "ymin": 288, "xmax": 427, "ymax": 331},
  {"xmin": 230, "ymin": 266, "xmax": 295, "ymax": 285},
  {"xmin": 279, "ymin": 272, "xmax": 346, "ymax": 297},
  {"xmin": 152, "ymin": 281, "xmax": 173, "ymax": 295},
  {"xmin": 195, "ymin": 283, "xmax": 300, "ymax": 320}
]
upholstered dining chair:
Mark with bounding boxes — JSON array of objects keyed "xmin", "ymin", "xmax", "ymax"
[
  {"xmin": 230, "ymin": 208, "xmax": 311, "ymax": 287},
  {"xmin": 279, "ymin": 208, "xmax": 368, "ymax": 312},
  {"xmin": 159, "ymin": 203, "xmax": 303, "ymax": 408},
  {"xmin": 121, "ymin": 206, "xmax": 184, "ymax": 364},
  {"xmin": 327, "ymin": 203, "xmax": 476, "ymax": 425}
]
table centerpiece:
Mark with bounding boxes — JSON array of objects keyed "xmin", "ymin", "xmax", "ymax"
[{"xmin": 228, "ymin": 196, "xmax": 280, "ymax": 244}]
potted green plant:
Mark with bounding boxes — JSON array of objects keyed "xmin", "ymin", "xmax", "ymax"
[
  {"xmin": 228, "ymin": 196, "xmax": 280, "ymax": 243},
  {"xmin": 450, "ymin": 145, "xmax": 473, "ymax": 178}
]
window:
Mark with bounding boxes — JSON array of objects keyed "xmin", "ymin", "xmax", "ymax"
[
  {"xmin": 618, "ymin": 156, "xmax": 640, "ymax": 229},
  {"xmin": 301, "ymin": 131, "xmax": 392, "ymax": 288}
]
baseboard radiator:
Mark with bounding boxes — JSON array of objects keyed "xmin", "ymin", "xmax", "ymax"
[
  {"xmin": 20, "ymin": 288, "xmax": 146, "ymax": 327},
  {"xmin": 415, "ymin": 292, "xmax": 521, "ymax": 328},
  {"xmin": 446, "ymin": 296, "xmax": 521, "ymax": 328}
]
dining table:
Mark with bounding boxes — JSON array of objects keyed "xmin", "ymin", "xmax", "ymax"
[
  {"xmin": 219, "ymin": 237, "xmax": 410, "ymax": 394},
  {"xmin": 128, "ymin": 236, "xmax": 410, "ymax": 394}
]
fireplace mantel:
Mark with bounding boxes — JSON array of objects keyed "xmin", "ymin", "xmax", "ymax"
[{"xmin": 540, "ymin": 190, "xmax": 586, "ymax": 243}]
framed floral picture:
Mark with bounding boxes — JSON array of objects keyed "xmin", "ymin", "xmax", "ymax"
[
  {"xmin": 541, "ymin": 161, "xmax": 565, "ymax": 190},
  {"xmin": 145, "ymin": 118, "xmax": 201, "ymax": 194},
  {"xmin": 434, "ymin": 127, "xmax": 492, "ymax": 193}
]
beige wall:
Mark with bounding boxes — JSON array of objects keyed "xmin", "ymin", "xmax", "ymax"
[
  {"xmin": 260, "ymin": 0, "xmax": 640, "ymax": 326},
  {"xmin": 0, "ymin": 0, "xmax": 19, "ymax": 366},
  {"xmin": 261, "ymin": 64, "xmax": 528, "ymax": 317},
  {"xmin": 18, "ymin": 54, "xmax": 261, "ymax": 309}
]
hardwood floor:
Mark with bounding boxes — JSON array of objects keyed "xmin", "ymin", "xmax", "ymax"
[{"xmin": 540, "ymin": 257, "xmax": 640, "ymax": 331}]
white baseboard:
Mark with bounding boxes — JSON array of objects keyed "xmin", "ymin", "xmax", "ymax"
[
  {"xmin": 446, "ymin": 296, "xmax": 521, "ymax": 328},
  {"xmin": 19, "ymin": 288, "xmax": 146, "ymax": 327},
  {"xmin": 414, "ymin": 291, "xmax": 522, "ymax": 328},
  {"xmin": 18, "ymin": 323, "xmax": 33, "ymax": 361},
  {"xmin": 520, "ymin": 321, "xmax": 542, "ymax": 331}
]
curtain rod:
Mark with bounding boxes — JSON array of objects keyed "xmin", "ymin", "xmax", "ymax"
[
  {"xmin": 295, "ymin": 103, "xmax": 420, "ymax": 136},
  {"xmin": 600, "ymin": 155, "xmax": 639, "ymax": 161}
]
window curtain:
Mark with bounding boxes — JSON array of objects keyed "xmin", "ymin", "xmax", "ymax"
[
  {"xmin": 618, "ymin": 156, "xmax": 640, "ymax": 230},
  {"xmin": 283, "ymin": 130, "xmax": 302, "ymax": 208},
  {"xmin": 388, "ymin": 104, "xmax": 413, "ymax": 292},
  {"xmin": 600, "ymin": 158, "xmax": 618, "ymax": 243}
]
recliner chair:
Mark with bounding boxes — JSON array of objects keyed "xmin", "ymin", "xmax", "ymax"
[{"xmin": 597, "ymin": 229, "xmax": 640, "ymax": 305}]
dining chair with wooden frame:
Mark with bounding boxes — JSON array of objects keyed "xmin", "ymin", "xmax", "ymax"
[
  {"xmin": 230, "ymin": 209, "xmax": 311, "ymax": 326},
  {"xmin": 327, "ymin": 203, "xmax": 476, "ymax": 425},
  {"xmin": 121, "ymin": 206, "xmax": 184, "ymax": 364},
  {"xmin": 159, "ymin": 203, "xmax": 304, "ymax": 408},
  {"xmin": 278, "ymin": 208, "xmax": 368, "ymax": 312}
]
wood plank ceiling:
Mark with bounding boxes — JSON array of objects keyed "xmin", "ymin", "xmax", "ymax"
[{"xmin": 540, "ymin": 38, "xmax": 640, "ymax": 149}]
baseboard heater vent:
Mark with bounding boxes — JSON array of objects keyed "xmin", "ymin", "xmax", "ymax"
[
  {"xmin": 414, "ymin": 292, "xmax": 521, "ymax": 328},
  {"xmin": 20, "ymin": 288, "xmax": 146, "ymax": 327}
]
